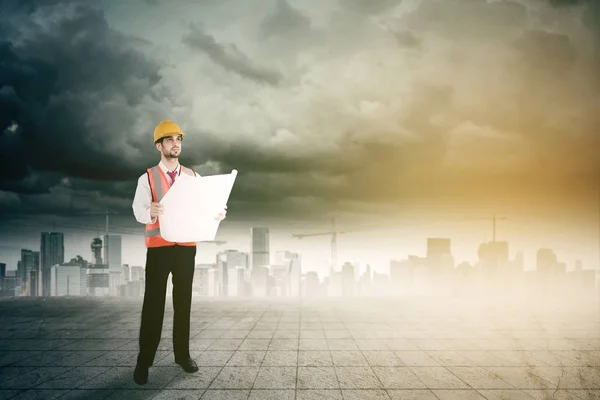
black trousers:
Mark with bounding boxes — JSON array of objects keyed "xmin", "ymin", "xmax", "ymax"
[{"xmin": 136, "ymin": 244, "xmax": 196, "ymax": 367}]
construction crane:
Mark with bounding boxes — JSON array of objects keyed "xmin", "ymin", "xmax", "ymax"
[
  {"xmin": 83, "ymin": 210, "xmax": 118, "ymax": 237},
  {"xmin": 470, "ymin": 214, "xmax": 506, "ymax": 242},
  {"xmin": 292, "ymin": 217, "xmax": 353, "ymax": 275}
]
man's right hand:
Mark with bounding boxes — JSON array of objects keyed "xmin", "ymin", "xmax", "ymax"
[{"xmin": 150, "ymin": 202, "xmax": 164, "ymax": 219}]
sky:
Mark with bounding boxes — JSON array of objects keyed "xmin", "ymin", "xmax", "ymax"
[{"xmin": 0, "ymin": 0, "xmax": 599, "ymax": 276}]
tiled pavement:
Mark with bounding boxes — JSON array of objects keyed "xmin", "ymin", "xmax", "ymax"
[{"xmin": 0, "ymin": 295, "xmax": 599, "ymax": 400}]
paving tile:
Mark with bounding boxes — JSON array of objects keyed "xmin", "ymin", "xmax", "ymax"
[
  {"xmin": 477, "ymin": 389, "xmax": 537, "ymax": 399},
  {"xmin": 327, "ymin": 339, "xmax": 359, "ymax": 351},
  {"xmin": 268, "ymin": 339, "xmax": 298, "ymax": 350},
  {"xmin": 409, "ymin": 367, "xmax": 470, "ymax": 390},
  {"xmin": 523, "ymin": 389, "xmax": 584, "ymax": 400},
  {"xmin": 225, "ymin": 351, "xmax": 265, "ymax": 366},
  {"xmin": 0, "ymin": 296, "xmax": 599, "ymax": 398},
  {"xmin": 341, "ymin": 389, "xmax": 391, "ymax": 400},
  {"xmin": 152, "ymin": 389, "xmax": 205, "ymax": 399},
  {"xmin": 34, "ymin": 366, "xmax": 110, "ymax": 389},
  {"xmin": 218, "ymin": 330, "xmax": 249, "ymax": 339},
  {"xmin": 0, "ymin": 391, "xmax": 20, "ymax": 400},
  {"xmin": 296, "ymin": 389, "xmax": 343, "ymax": 400},
  {"xmin": 298, "ymin": 351, "xmax": 333, "ymax": 367},
  {"xmin": 484, "ymin": 366, "xmax": 556, "ymax": 389},
  {"xmin": 238, "ymin": 339, "xmax": 271, "ymax": 351},
  {"xmin": 5, "ymin": 389, "xmax": 67, "ymax": 400},
  {"xmin": 262, "ymin": 351, "xmax": 298, "ymax": 366},
  {"xmin": 103, "ymin": 389, "xmax": 161, "ymax": 399},
  {"xmin": 297, "ymin": 367, "xmax": 339, "ymax": 389},
  {"xmin": 207, "ymin": 339, "xmax": 243, "ymax": 351},
  {"xmin": 58, "ymin": 389, "xmax": 116, "ymax": 399},
  {"xmin": 372, "ymin": 366, "xmax": 427, "ymax": 389},
  {"xmin": 394, "ymin": 351, "xmax": 441, "ymax": 367},
  {"xmin": 363, "ymin": 351, "xmax": 405, "ymax": 367},
  {"xmin": 1, "ymin": 367, "xmax": 73, "ymax": 389},
  {"xmin": 273, "ymin": 330, "xmax": 299, "ymax": 339},
  {"xmin": 430, "ymin": 389, "xmax": 487, "ymax": 399},
  {"xmin": 331, "ymin": 351, "xmax": 369, "ymax": 366},
  {"xmin": 335, "ymin": 367, "xmax": 383, "ymax": 389},
  {"xmin": 388, "ymin": 389, "xmax": 439, "ymax": 399},
  {"xmin": 194, "ymin": 351, "xmax": 234, "ymax": 366},
  {"xmin": 300, "ymin": 339, "xmax": 329, "ymax": 351},
  {"xmin": 253, "ymin": 366, "xmax": 296, "ymax": 389},
  {"xmin": 165, "ymin": 367, "xmax": 221, "ymax": 389},
  {"xmin": 248, "ymin": 389, "xmax": 294, "ymax": 399},
  {"xmin": 208, "ymin": 367, "xmax": 259, "ymax": 389},
  {"xmin": 76, "ymin": 366, "xmax": 132, "ymax": 390}
]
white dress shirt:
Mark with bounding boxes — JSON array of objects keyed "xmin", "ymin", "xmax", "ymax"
[{"xmin": 132, "ymin": 161, "xmax": 200, "ymax": 225}]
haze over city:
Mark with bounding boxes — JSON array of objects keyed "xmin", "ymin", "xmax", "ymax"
[{"xmin": 0, "ymin": 0, "xmax": 599, "ymax": 277}]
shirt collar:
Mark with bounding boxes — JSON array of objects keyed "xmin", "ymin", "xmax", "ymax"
[{"xmin": 159, "ymin": 161, "xmax": 180, "ymax": 175}]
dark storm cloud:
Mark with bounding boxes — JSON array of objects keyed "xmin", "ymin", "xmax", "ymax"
[
  {"xmin": 182, "ymin": 23, "xmax": 283, "ymax": 86},
  {"xmin": 260, "ymin": 0, "xmax": 311, "ymax": 37},
  {"xmin": 0, "ymin": 0, "xmax": 175, "ymax": 222},
  {"xmin": 0, "ymin": 0, "xmax": 164, "ymax": 191},
  {"xmin": 344, "ymin": 0, "xmax": 402, "ymax": 15},
  {"xmin": 399, "ymin": 0, "xmax": 528, "ymax": 40},
  {"xmin": 0, "ymin": 0, "xmax": 598, "ymax": 225},
  {"xmin": 513, "ymin": 30, "xmax": 577, "ymax": 75}
]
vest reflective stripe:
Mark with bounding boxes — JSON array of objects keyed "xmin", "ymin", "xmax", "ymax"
[
  {"xmin": 144, "ymin": 228, "xmax": 161, "ymax": 237},
  {"xmin": 144, "ymin": 165, "xmax": 197, "ymax": 248}
]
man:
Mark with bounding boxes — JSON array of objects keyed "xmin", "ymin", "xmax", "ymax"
[{"xmin": 132, "ymin": 120, "xmax": 226, "ymax": 385}]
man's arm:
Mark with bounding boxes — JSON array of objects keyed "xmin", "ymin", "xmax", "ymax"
[{"xmin": 132, "ymin": 173, "xmax": 156, "ymax": 225}]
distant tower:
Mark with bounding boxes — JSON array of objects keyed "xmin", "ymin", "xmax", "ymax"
[
  {"xmin": 251, "ymin": 227, "xmax": 270, "ymax": 269},
  {"xmin": 103, "ymin": 234, "xmax": 122, "ymax": 273},
  {"xmin": 41, "ymin": 232, "xmax": 64, "ymax": 296},
  {"xmin": 91, "ymin": 238, "xmax": 103, "ymax": 265}
]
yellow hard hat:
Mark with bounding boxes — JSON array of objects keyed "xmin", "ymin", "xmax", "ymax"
[{"xmin": 154, "ymin": 120, "xmax": 184, "ymax": 143}]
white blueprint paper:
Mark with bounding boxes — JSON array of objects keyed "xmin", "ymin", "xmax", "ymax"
[{"xmin": 158, "ymin": 169, "xmax": 237, "ymax": 242}]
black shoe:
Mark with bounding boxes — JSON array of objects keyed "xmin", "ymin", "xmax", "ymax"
[
  {"xmin": 175, "ymin": 356, "xmax": 198, "ymax": 373},
  {"xmin": 133, "ymin": 364, "xmax": 148, "ymax": 385}
]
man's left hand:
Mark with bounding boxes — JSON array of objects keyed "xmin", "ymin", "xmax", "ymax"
[{"xmin": 214, "ymin": 207, "xmax": 227, "ymax": 221}]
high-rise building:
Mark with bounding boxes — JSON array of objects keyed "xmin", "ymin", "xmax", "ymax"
[
  {"xmin": 103, "ymin": 234, "xmax": 122, "ymax": 272},
  {"xmin": 426, "ymin": 238, "xmax": 454, "ymax": 272},
  {"xmin": 304, "ymin": 271, "xmax": 321, "ymax": 297},
  {"xmin": 216, "ymin": 250, "xmax": 249, "ymax": 297},
  {"xmin": 536, "ymin": 248, "xmax": 558, "ymax": 274},
  {"xmin": 88, "ymin": 238, "xmax": 109, "ymax": 296},
  {"xmin": 478, "ymin": 241, "xmax": 509, "ymax": 276},
  {"xmin": 251, "ymin": 227, "xmax": 270, "ymax": 269},
  {"xmin": 19, "ymin": 249, "xmax": 40, "ymax": 296},
  {"xmin": 273, "ymin": 251, "xmax": 301, "ymax": 297},
  {"xmin": 427, "ymin": 238, "xmax": 451, "ymax": 258},
  {"xmin": 341, "ymin": 262, "xmax": 355, "ymax": 297},
  {"xmin": 41, "ymin": 232, "xmax": 65, "ymax": 296},
  {"xmin": 194, "ymin": 264, "xmax": 215, "ymax": 296},
  {"xmin": 123, "ymin": 264, "xmax": 130, "ymax": 282},
  {"xmin": 0, "ymin": 263, "xmax": 6, "ymax": 278},
  {"xmin": 130, "ymin": 266, "xmax": 144, "ymax": 282},
  {"xmin": 50, "ymin": 265, "xmax": 81, "ymax": 296},
  {"xmin": 91, "ymin": 238, "xmax": 103, "ymax": 265},
  {"xmin": 289, "ymin": 254, "xmax": 301, "ymax": 297}
]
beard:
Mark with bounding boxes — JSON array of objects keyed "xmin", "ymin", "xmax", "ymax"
[{"xmin": 163, "ymin": 147, "xmax": 180, "ymax": 159}]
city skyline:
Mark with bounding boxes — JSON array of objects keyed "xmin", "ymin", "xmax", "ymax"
[
  {"xmin": 0, "ymin": 215, "xmax": 596, "ymax": 277},
  {"xmin": 2, "ymin": 223, "xmax": 597, "ymax": 300},
  {"xmin": 1, "ymin": 0, "xmax": 599, "ymax": 245}
]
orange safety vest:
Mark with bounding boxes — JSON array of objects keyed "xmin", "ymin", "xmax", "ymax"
[{"xmin": 145, "ymin": 164, "xmax": 197, "ymax": 248}]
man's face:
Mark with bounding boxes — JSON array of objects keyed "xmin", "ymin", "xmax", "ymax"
[{"xmin": 157, "ymin": 135, "xmax": 182, "ymax": 159}]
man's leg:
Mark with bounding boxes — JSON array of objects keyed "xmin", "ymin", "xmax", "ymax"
[
  {"xmin": 171, "ymin": 245, "xmax": 196, "ymax": 362},
  {"xmin": 137, "ymin": 247, "xmax": 170, "ymax": 367}
]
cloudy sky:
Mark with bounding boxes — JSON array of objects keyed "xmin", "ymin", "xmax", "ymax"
[{"xmin": 0, "ymin": 0, "xmax": 598, "ymax": 274}]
